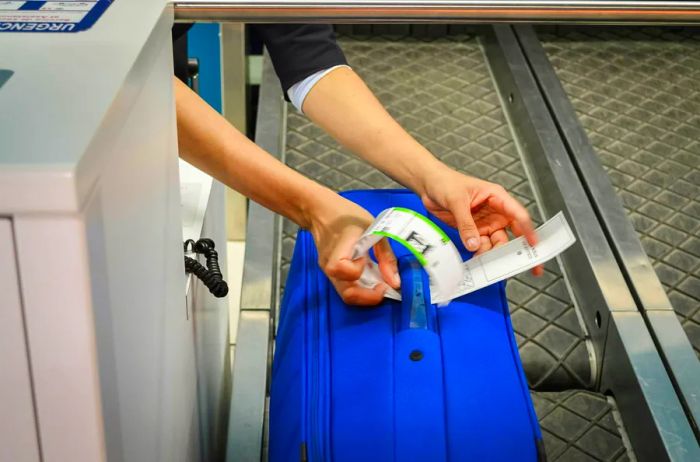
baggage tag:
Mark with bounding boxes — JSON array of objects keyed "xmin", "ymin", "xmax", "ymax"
[
  {"xmin": 352, "ymin": 207, "xmax": 465, "ymax": 304},
  {"xmin": 450, "ymin": 211, "xmax": 577, "ymax": 301},
  {"xmin": 354, "ymin": 209, "xmax": 577, "ymax": 305}
]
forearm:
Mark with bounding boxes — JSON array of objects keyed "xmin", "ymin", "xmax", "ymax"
[
  {"xmin": 173, "ymin": 77, "xmax": 333, "ymax": 229},
  {"xmin": 302, "ymin": 67, "xmax": 448, "ymax": 196}
]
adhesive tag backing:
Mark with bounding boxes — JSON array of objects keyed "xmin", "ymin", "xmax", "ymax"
[{"xmin": 355, "ymin": 209, "xmax": 576, "ymax": 304}]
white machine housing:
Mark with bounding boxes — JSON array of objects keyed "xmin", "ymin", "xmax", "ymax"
[{"xmin": 0, "ymin": 2, "xmax": 228, "ymax": 461}]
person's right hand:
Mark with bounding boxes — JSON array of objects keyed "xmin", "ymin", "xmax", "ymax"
[
  {"xmin": 418, "ymin": 165, "xmax": 543, "ymax": 276},
  {"xmin": 308, "ymin": 194, "xmax": 400, "ymax": 306}
]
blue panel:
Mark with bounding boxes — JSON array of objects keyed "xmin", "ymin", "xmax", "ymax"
[
  {"xmin": 187, "ymin": 23, "xmax": 222, "ymax": 113},
  {"xmin": 19, "ymin": 1, "xmax": 45, "ymax": 11},
  {"xmin": 1, "ymin": 0, "xmax": 112, "ymax": 33}
]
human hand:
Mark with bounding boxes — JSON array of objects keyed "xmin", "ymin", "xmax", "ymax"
[
  {"xmin": 419, "ymin": 166, "xmax": 543, "ymax": 276},
  {"xmin": 308, "ymin": 194, "xmax": 400, "ymax": 305}
]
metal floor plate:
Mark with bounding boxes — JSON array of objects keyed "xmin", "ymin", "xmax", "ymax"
[
  {"xmin": 532, "ymin": 391, "xmax": 632, "ymax": 462},
  {"xmin": 539, "ymin": 27, "xmax": 700, "ymax": 357},
  {"xmin": 275, "ymin": 34, "xmax": 633, "ymax": 461}
]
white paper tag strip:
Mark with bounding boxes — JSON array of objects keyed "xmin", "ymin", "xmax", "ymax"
[
  {"xmin": 352, "ymin": 207, "xmax": 465, "ymax": 303},
  {"xmin": 354, "ymin": 209, "xmax": 576, "ymax": 304}
]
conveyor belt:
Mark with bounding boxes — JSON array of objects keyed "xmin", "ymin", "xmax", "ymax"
[
  {"xmin": 277, "ymin": 34, "xmax": 634, "ymax": 461},
  {"xmin": 282, "ymin": 34, "xmax": 593, "ymax": 391},
  {"xmin": 532, "ymin": 391, "xmax": 631, "ymax": 462},
  {"xmin": 538, "ymin": 27, "xmax": 700, "ymax": 357}
]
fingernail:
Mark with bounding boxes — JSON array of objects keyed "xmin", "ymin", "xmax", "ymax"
[
  {"xmin": 467, "ymin": 238, "xmax": 479, "ymax": 251},
  {"xmin": 393, "ymin": 272, "xmax": 401, "ymax": 287}
]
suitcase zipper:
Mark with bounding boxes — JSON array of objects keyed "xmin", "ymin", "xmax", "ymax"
[{"xmin": 307, "ymin": 276, "xmax": 330, "ymax": 461}]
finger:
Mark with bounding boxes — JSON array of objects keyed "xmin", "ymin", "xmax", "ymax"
[
  {"xmin": 324, "ymin": 226, "xmax": 369, "ymax": 281},
  {"xmin": 490, "ymin": 229, "xmax": 509, "ymax": 248},
  {"xmin": 448, "ymin": 197, "xmax": 481, "ymax": 252},
  {"xmin": 474, "ymin": 235, "xmax": 492, "ymax": 256},
  {"xmin": 531, "ymin": 264, "xmax": 545, "ymax": 277},
  {"xmin": 430, "ymin": 211, "xmax": 457, "ymax": 228},
  {"xmin": 337, "ymin": 281, "xmax": 387, "ymax": 306},
  {"xmin": 373, "ymin": 238, "xmax": 400, "ymax": 289},
  {"xmin": 476, "ymin": 213, "xmax": 509, "ymax": 236},
  {"xmin": 422, "ymin": 195, "xmax": 448, "ymax": 213},
  {"xmin": 488, "ymin": 192, "xmax": 538, "ymax": 247},
  {"xmin": 325, "ymin": 255, "xmax": 366, "ymax": 282},
  {"xmin": 422, "ymin": 197, "xmax": 457, "ymax": 228}
]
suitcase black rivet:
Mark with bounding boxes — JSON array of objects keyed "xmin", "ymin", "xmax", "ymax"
[{"xmin": 409, "ymin": 350, "xmax": 424, "ymax": 361}]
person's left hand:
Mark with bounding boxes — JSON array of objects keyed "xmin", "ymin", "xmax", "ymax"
[
  {"xmin": 419, "ymin": 165, "xmax": 543, "ymax": 276},
  {"xmin": 308, "ymin": 194, "xmax": 401, "ymax": 305}
]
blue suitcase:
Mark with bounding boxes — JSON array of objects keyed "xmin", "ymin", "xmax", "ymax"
[{"xmin": 270, "ymin": 190, "xmax": 543, "ymax": 461}]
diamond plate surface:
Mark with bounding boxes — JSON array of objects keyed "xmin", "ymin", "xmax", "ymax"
[
  {"xmin": 280, "ymin": 35, "xmax": 593, "ymax": 390},
  {"xmin": 533, "ymin": 391, "xmax": 632, "ymax": 461},
  {"xmin": 540, "ymin": 28, "xmax": 700, "ymax": 357}
]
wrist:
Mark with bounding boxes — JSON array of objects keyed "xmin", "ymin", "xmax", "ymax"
[
  {"xmin": 298, "ymin": 184, "xmax": 338, "ymax": 231},
  {"xmin": 414, "ymin": 160, "xmax": 454, "ymax": 197}
]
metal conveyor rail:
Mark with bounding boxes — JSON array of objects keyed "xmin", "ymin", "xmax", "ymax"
[{"xmin": 174, "ymin": 0, "xmax": 700, "ymax": 24}]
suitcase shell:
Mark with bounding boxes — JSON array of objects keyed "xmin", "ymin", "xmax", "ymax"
[{"xmin": 270, "ymin": 190, "xmax": 543, "ymax": 461}]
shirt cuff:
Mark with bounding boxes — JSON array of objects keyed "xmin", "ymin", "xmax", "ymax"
[{"xmin": 287, "ymin": 65, "xmax": 351, "ymax": 113}]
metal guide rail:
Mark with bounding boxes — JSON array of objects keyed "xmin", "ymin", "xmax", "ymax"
[
  {"xmin": 513, "ymin": 24, "xmax": 700, "ymax": 442},
  {"xmin": 485, "ymin": 25, "xmax": 698, "ymax": 460},
  {"xmin": 226, "ymin": 52, "xmax": 284, "ymax": 462},
  {"xmin": 174, "ymin": 0, "xmax": 700, "ymax": 23}
]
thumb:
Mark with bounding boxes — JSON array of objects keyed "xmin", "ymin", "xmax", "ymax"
[
  {"xmin": 449, "ymin": 198, "xmax": 481, "ymax": 252},
  {"xmin": 324, "ymin": 231, "xmax": 366, "ymax": 281},
  {"xmin": 373, "ymin": 238, "xmax": 400, "ymax": 289},
  {"xmin": 325, "ymin": 254, "xmax": 366, "ymax": 282}
]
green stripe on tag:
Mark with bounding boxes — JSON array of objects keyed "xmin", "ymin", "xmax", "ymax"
[
  {"xmin": 392, "ymin": 207, "xmax": 450, "ymax": 243},
  {"xmin": 372, "ymin": 230, "xmax": 428, "ymax": 266}
]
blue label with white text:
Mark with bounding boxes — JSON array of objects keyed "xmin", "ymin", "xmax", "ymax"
[{"xmin": 0, "ymin": 1, "xmax": 113, "ymax": 33}]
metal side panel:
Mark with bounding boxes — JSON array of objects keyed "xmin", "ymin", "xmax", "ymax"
[
  {"xmin": 484, "ymin": 24, "xmax": 637, "ymax": 376},
  {"xmin": 227, "ymin": 51, "xmax": 284, "ymax": 462},
  {"xmin": 484, "ymin": 25, "xmax": 698, "ymax": 460},
  {"xmin": 14, "ymin": 216, "xmax": 108, "ymax": 462},
  {"xmin": 519, "ymin": 25, "xmax": 700, "ymax": 434},
  {"xmin": 190, "ymin": 180, "xmax": 231, "ymax": 462},
  {"xmin": 604, "ymin": 312, "xmax": 700, "ymax": 461},
  {"xmin": 226, "ymin": 310, "xmax": 271, "ymax": 462},
  {"xmin": 0, "ymin": 219, "xmax": 41, "ymax": 462},
  {"xmin": 220, "ymin": 23, "xmax": 250, "ymax": 242}
]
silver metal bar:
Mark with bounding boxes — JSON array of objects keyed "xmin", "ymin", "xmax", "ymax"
[
  {"xmin": 237, "ymin": 63, "xmax": 284, "ymax": 311},
  {"xmin": 221, "ymin": 24, "xmax": 247, "ymax": 138},
  {"xmin": 226, "ymin": 51, "xmax": 286, "ymax": 461},
  {"xmin": 513, "ymin": 24, "xmax": 700, "ymax": 439},
  {"xmin": 484, "ymin": 25, "xmax": 637, "ymax": 380},
  {"xmin": 226, "ymin": 311, "xmax": 271, "ymax": 462},
  {"xmin": 174, "ymin": 1, "xmax": 700, "ymax": 24},
  {"xmin": 604, "ymin": 312, "xmax": 700, "ymax": 461},
  {"xmin": 484, "ymin": 25, "xmax": 699, "ymax": 460},
  {"xmin": 221, "ymin": 24, "xmax": 251, "ymax": 242}
]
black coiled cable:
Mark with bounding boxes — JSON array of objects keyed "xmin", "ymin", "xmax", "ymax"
[{"xmin": 184, "ymin": 238, "xmax": 229, "ymax": 298}]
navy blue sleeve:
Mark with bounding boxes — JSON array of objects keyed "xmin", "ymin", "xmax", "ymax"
[
  {"xmin": 250, "ymin": 24, "xmax": 348, "ymax": 95},
  {"xmin": 172, "ymin": 24, "xmax": 193, "ymax": 83}
]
